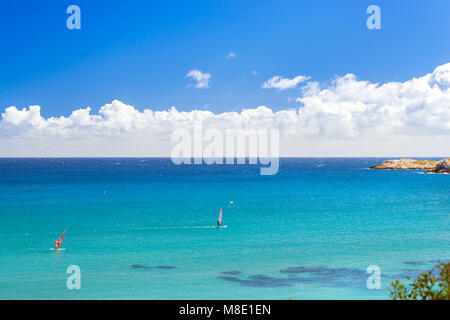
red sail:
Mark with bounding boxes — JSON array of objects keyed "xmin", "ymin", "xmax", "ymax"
[
  {"xmin": 55, "ymin": 230, "xmax": 66, "ymax": 248},
  {"xmin": 59, "ymin": 230, "xmax": 66, "ymax": 242}
]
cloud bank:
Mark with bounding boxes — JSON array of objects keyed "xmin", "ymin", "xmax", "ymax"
[{"xmin": 1, "ymin": 63, "xmax": 449, "ymax": 156}]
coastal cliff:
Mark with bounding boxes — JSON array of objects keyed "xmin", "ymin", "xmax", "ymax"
[
  {"xmin": 425, "ymin": 159, "xmax": 450, "ymax": 174},
  {"xmin": 370, "ymin": 158, "xmax": 449, "ymax": 173},
  {"xmin": 370, "ymin": 159, "xmax": 436, "ymax": 170}
]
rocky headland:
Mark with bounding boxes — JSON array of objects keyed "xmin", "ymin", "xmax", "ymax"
[
  {"xmin": 370, "ymin": 158, "xmax": 449, "ymax": 174},
  {"xmin": 425, "ymin": 159, "xmax": 450, "ymax": 174}
]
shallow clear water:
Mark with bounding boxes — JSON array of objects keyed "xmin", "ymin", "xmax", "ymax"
[{"xmin": 0, "ymin": 158, "xmax": 448, "ymax": 299}]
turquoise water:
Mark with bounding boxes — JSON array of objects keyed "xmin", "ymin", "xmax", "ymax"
[{"xmin": 0, "ymin": 158, "xmax": 448, "ymax": 300}]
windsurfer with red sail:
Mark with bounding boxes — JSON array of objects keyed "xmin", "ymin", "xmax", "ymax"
[{"xmin": 54, "ymin": 230, "xmax": 66, "ymax": 249}]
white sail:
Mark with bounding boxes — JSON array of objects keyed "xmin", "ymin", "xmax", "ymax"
[{"xmin": 217, "ymin": 208, "xmax": 223, "ymax": 226}]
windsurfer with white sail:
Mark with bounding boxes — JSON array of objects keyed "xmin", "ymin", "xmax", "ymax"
[{"xmin": 217, "ymin": 208, "xmax": 222, "ymax": 228}]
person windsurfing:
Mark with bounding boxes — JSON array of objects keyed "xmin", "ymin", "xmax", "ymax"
[
  {"xmin": 54, "ymin": 230, "xmax": 66, "ymax": 249},
  {"xmin": 217, "ymin": 208, "xmax": 222, "ymax": 228}
]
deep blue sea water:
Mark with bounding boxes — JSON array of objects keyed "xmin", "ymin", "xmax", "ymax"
[{"xmin": 0, "ymin": 158, "xmax": 448, "ymax": 299}]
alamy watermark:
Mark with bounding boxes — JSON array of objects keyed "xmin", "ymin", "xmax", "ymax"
[
  {"xmin": 366, "ymin": 265, "xmax": 381, "ymax": 289},
  {"xmin": 66, "ymin": 5, "xmax": 81, "ymax": 30},
  {"xmin": 171, "ymin": 126, "xmax": 280, "ymax": 175},
  {"xmin": 66, "ymin": 265, "xmax": 81, "ymax": 289},
  {"xmin": 366, "ymin": 5, "xmax": 381, "ymax": 30}
]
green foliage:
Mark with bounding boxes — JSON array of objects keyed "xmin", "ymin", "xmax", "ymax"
[
  {"xmin": 389, "ymin": 262, "xmax": 450, "ymax": 300},
  {"xmin": 413, "ymin": 160, "xmax": 436, "ymax": 166}
]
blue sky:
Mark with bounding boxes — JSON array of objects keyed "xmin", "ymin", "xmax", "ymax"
[{"xmin": 0, "ymin": 0, "xmax": 448, "ymax": 118}]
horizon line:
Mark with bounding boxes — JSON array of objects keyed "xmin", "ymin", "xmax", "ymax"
[{"xmin": 0, "ymin": 156, "xmax": 448, "ymax": 159}]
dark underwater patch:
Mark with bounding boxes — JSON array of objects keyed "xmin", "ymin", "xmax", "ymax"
[
  {"xmin": 218, "ymin": 274, "xmax": 302, "ymax": 288},
  {"xmin": 131, "ymin": 265, "xmax": 176, "ymax": 270},
  {"xmin": 388, "ymin": 261, "xmax": 449, "ymax": 280},
  {"xmin": 403, "ymin": 261, "xmax": 426, "ymax": 266},
  {"xmin": 132, "ymin": 264, "xmax": 151, "ymax": 269},
  {"xmin": 390, "ymin": 260, "xmax": 450, "ymax": 279},
  {"xmin": 221, "ymin": 270, "xmax": 242, "ymax": 275},
  {"xmin": 387, "ymin": 269, "xmax": 423, "ymax": 280},
  {"xmin": 403, "ymin": 259, "xmax": 449, "ymax": 266},
  {"xmin": 218, "ymin": 265, "xmax": 368, "ymax": 289},
  {"xmin": 429, "ymin": 259, "xmax": 449, "ymax": 264},
  {"xmin": 279, "ymin": 265, "xmax": 366, "ymax": 279}
]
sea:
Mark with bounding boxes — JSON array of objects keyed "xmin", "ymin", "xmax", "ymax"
[{"xmin": 0, "ymin": 158, "xmax": 448, "ymax": 299}]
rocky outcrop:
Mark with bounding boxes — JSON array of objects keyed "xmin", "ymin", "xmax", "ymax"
[
  {"xmin": 425, "ymin": 159, "xmax": 450, "ymax": 174},
  {"xmin": 370, "ymin": 158, "xmax": 437, "ymax": 170}
]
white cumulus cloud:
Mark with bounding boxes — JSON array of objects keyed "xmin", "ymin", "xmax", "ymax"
[
  {"xmin": 185, "ymin": 69, "xmax": 211, "ymax": 89},
  {"xmin": 226, "ymin": 52, "xmax": 236, "ymax": 59},
  {"xmin": 262, "ymin": 75, "xmax": 310, "ymax": 91}
]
